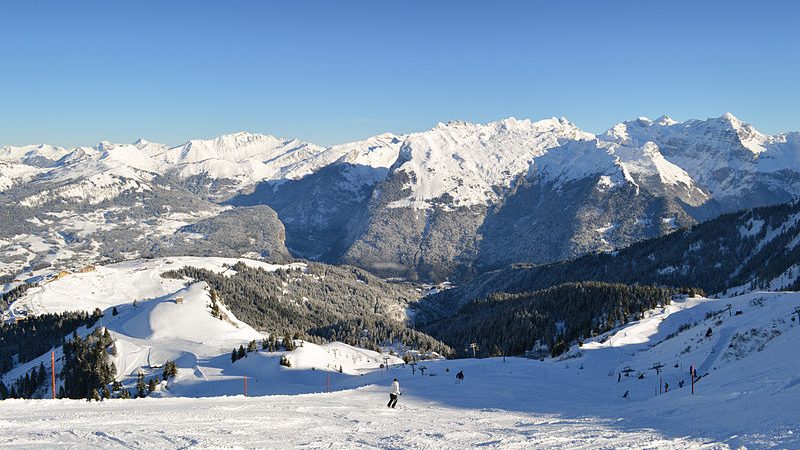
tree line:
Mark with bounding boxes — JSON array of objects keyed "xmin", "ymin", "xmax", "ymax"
[
  {"xmin": 419, "ymin": 281, "xmax": 676, "ymax": 358},
  {"xmin": 162, "ymin": 262, "xmax": 452, "ymax": 356},
  {"xmin": 0, "ymin": 309, "xmax": 102, "ymax": 375}
]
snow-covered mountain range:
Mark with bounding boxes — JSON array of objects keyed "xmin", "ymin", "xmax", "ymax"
[{"xmin": 3, "ymin": 113, "xmax": 800, "ymax": 281}]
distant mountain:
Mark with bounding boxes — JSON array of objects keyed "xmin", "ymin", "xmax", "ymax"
[
  {"xmin": 417, "ymin": 199, "xmax": 800, "ymax": 323},
  {"xmin": 2, "ymin": 113, "xmax": 800, "ymax": 282}
]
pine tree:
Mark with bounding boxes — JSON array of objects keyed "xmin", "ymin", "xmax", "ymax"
[
  {"xmin": 0, "ymin": 380, "xmax": 8, "ymax": 400},
  {"xmin": 147, "ymin": 378, "xmax": 156, "ymax": 393},
  {"xmin": 119, "ymin": 389, "xmax": 131, "ymax": 399},
  {"xmin": 283, "ymin": 336, "xmax": 295, "ymax": 351},
  {"xmin": 247, "ymin": 340, "xmax": 257, "ymax": 352},
  {"xmin": 136, "ymin": 372, "xmax": 146, "ymax": 398},
  {"xmin": 102, "ymin": 386, "xmax": 111, "ymax": 399},
  {"xmin": 91, "ymin": 388, "xmax": 101, "ymax": 402},
  {"xmin": 237, "ymin": 345, "xmax": 246, "ymax": 360},
  {"xmin": 37, "ymin": 362, "xmax": 46, "ymax": 385},
  {"xmin": 112, "ymin": 307, "xmax": 119, "ymax": 316},
  {"xmin": 162, "ymin": 361, "xmax": 178, "ymax": 380},
  {"xmin": 231, "ymin": 349, "xmax": 238, "ymax": 363}
]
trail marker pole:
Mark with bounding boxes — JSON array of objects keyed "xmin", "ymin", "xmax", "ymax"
[
  {"xmin": 690, "ymin": 363, "xmax": 695, "ymax": 395},
  {"xmin": 243, "ymin": 376, "xmax": 247, "ymax": 397},
  {"xmin": 470, "ymin": 343, "xmax": 477, "ymax": 358},
  {"xmin": 51, "ymin": 350, "xmax": 56, "ymax": 399}
]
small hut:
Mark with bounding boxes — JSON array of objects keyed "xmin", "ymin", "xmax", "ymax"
[{"xmin": 53, "ymin": 271, "xmax": 71, "ymax": 281}]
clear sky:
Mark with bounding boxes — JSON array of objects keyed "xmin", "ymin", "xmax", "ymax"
[{"xmin": 1, "ymin": 1, "xmax": 798, "ymax": 148}]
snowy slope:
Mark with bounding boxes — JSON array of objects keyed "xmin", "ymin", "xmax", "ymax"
[
  {"xmin": 5, "ymin": 256, "xmax": 306, "ymax": 318},
  {"xmin": 387, "ymin": 117, "xmax": 594, "ymax": 209},
  {"xmin": 2, "ymin": 256, "xmax": 407, "ymax": 398},
  {"xmin": 2, "ymin": 290, "xmax": 798, "ymax": 448}
]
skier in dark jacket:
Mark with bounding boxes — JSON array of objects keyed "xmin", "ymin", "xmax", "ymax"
[{"xmin": 455, "ymin": 371, "xmax": 464, "ymax": 383}]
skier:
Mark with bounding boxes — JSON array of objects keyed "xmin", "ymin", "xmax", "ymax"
[
  {"xmin": 455, "ymin": 370, "xmax": 464, "ymax": 383},
  {"xmin": 387, "ymin": 378, "xmax": 401, "ymax": 408},
  {"xmin": 664, "ymin": 382, "xmax": 669, "ymax": 393}
]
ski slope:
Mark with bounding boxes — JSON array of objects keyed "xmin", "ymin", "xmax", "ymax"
[
  {"xmin": 0, "ymin": 384, "xmax": 714, "ymax": 450},
  {"xmin": 1, "ymin": 256, "xmax": 799, "ymax": 448}
]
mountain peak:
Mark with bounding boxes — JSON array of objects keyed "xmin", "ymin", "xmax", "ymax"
[
  {"xmin": 655, "ymin": 115, "xmax": 677, "ymax": 126},
  {"xmin": 720, "ymin": 111, "xmax": 740, "ymax": 123}
]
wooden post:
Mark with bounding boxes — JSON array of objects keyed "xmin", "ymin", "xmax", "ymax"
[
  {"xmin": 690, "ymin": 363, "xmax": 695, "ymax": 395},
  {"xmin": 51, "ymin": 350, "xmax": 56, "ymax": 399}
]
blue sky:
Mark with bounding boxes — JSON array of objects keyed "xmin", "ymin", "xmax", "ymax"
[{"xmin": 1, "ymin": 1, "xmax": 798, "ymax": 147}]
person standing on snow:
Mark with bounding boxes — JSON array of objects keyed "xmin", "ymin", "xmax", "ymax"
[{"xmin": 387, "ymin": 378, "xmax": 401, "ymax": 408}]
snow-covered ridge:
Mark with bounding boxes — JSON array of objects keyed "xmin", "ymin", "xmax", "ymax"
[
  {"xmin": 3, "ymin": 113, "xmax": 800, "ymax": 207},
  {"xmin": 601, "ymin": 112, "xmax": 800, "ymax": 200},
  {"xmin": 4, "ymin": 257, "xmax": 306, "ymax": 318},
  {"xmin": 387, "ymin": 117, "xmax": 595, "ymax": 208}
]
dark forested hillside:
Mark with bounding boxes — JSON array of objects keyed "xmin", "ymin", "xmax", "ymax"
[
  {"xmin": 0, "ymin": 310, "xmax": 101, "ymax": 375},
  {"xmin": 421, "ymin": 200, "xmax": 800, "ymax": 322},
  {"xmin": 419, "ymin": 282, "xmax": 677, "ymax": 358},
  {"xmin": 162, "ymin": 262, "xmax": 452, "ymax": 355}
]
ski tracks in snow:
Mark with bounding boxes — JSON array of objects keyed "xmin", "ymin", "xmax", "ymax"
[{"xmin": 0, "ymin": 391, "xmax": 721, "ymax": 449}]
